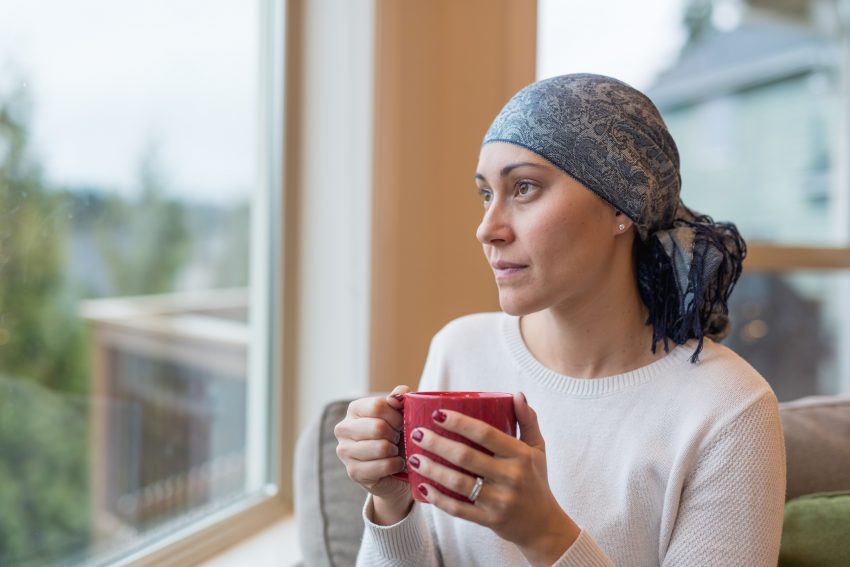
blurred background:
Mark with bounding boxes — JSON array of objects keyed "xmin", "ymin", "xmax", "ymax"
[
  {"xmin": 540, "ymin": 0, "xmax": 850, "ymax": 402},
  {"xmin": 1, "ymin": 0, "xmax": 848, "ymax": 565}
]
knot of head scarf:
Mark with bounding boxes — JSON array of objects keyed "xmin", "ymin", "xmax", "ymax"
[{"xmin": 483, "ymin": 73, "xmax": 746, "ymax": 362}]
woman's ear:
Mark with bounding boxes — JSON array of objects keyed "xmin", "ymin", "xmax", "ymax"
[{"xmin": 613, "ymin": 209, "xmax": 633, "ymax": 235}]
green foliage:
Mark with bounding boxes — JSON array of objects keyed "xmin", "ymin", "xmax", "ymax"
[
  {"xmin": 0, "ymin": 81, "xmax": 92, "ymax": 565},
  {"xmin": 93, "ymin": 143, "xmax": 191, "ymax": 296},
  {"xmin": 0, "ymin": 85, "xmax": 89, "ymax": 395},
  {"xmin": 213, "ymin": 200, "xmax": 250, "ymax": 287},
  {"xmin": 0, "ymin": 376, "xmax": 90, "ymax": 566}
]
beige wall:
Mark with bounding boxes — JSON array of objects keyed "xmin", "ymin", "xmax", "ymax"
[{"xmin": 369, "ymin": 0, "xmax": 538, "ymax": 392}]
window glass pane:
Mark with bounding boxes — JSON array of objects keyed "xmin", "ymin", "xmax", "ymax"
[
  {"xmin": 651, "ymin": 15, "xmax": 843, "ymax": 247},
  {"xmin": 725, "ymin": 270, "xmax": 850, "ymax": 401},
  {"xmin": 0, "ymin": 1, "xmax": 271, "ymax": 564}
]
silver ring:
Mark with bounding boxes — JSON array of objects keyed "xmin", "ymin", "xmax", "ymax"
[{"xmin": 468, "ymin": 476, "xmax": 484, "ymax": 503}]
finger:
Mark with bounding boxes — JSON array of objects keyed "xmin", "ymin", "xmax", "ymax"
[
  {"xmin": 338, "ymin": 438, "xmax": 399, "ymax": 461},
  {"xmin": 514, "ymin": 392, "xmax": 545, "ymax": 451},
  {"xmin": 348, "ymin": 396, "xmax": 404, "ymax": 431},
  {"xmin": 416, "ymin": 482, "xmax": 487, "ymax": 525},
  {"xmin": 431, "ymin": 409, "xmax": 518, "ymax": 456},
  {"xmin": 386, "ymin": 385, "xmax": 412, "ymax": 411},
  {"xmin": 407, "ymin": 453, "xmax": 479, "ymax": 502},
  {"xmin": 347, "ymin": 457, "xmax": 406, "ymax": 485},
  {"xmin": 410, "ymin": 427, "xmax": 502, "ymax": 481},
  {"xmin": 336, "ymin": 416, "xmax": 401, "ymax": 443}
]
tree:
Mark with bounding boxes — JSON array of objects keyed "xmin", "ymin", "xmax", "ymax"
[
  {"xmin": 213, "ymin": 199, "xmax": 250, "ymax": 288},
  {"xmin": 0, "ymin": 83, "xmax": 88, "ymax": 394},
  {"xmin": 0, "ymin": 376, "xmax": 89, "ymax": 566},
  {"xmin": 0, "ymin": 81, "xmax": 91, "ymax": 564},
  {"xmin": 94, "ymin": 142, "xmax": 190, "ymax": 296}
]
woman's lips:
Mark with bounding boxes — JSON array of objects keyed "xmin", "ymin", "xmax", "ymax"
[{"xmin": 492, "ymin": 264, "xmax": 528, "ymax": 279}]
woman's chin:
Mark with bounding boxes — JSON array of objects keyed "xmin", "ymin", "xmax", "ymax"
[{"xmin": 498, "ymin": 293, "xmax": 543, "ymax": 317}]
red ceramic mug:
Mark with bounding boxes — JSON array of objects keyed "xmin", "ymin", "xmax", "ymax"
[{"xmin": 392, "ymin": 391, "xmax": 517, "ymax": 502}]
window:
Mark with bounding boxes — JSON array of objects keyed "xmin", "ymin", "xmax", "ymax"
[
  {"xmin": 0, "ymin": 1, "xmax": 286, "ymax": 565},
  {"xmin": 538, "ymin": 0, "xmax": 850, "ymax": 401}
]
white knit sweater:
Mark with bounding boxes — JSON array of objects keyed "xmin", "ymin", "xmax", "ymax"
[{"xmin": 357, "ymin": 312, "xmax": 786, "ymax": 567}]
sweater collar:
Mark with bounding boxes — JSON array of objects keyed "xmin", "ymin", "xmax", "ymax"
[{"xmin": 500, "ymin": 313, "xmax": 698, "ymax": 397}]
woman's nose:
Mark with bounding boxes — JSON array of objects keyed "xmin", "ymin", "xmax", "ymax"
[{"xmin": 476, "ymin": 204, "xmax": 514, "ymax": 245}]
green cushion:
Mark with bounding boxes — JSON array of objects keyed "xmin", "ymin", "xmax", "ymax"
[{"xmin": 779, "ymin": 491, "xmax": 850, "ymax": 567}]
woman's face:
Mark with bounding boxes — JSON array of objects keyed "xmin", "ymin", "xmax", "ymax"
[{"xmin": 475, "ymin": 142, "xmax": 626, "ymax": 316}]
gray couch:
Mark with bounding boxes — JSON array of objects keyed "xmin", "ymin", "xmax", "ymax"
[{"xmin": 294, "ymin": 394, "xmax": 850, "ymax": 566}]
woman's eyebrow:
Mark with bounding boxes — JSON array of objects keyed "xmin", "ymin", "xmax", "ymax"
[{"xmin": 474, "ymin": 161, "xmax": 548, "ymax": 182}]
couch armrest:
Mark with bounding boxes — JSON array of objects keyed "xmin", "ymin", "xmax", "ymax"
[
  {"xmin": 780, "ymin": 395, "xmax": 850, "ymax": 501},
  {"xmin": 294, "ymin": 399, "xmax": 368, "ymax": 567}
]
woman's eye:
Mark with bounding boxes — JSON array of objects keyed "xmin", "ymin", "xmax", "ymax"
[
  {"xmin": 517, "ymin": 182, "xmax": 534, "ymax": 196},
  {"xmin": 478, "ymin": 188, "xmax": 492, "ymax": 204}
]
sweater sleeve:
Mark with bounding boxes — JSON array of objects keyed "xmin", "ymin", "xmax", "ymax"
[
  {"xmin": 662, "ymin": 391, "xmax": 786, "ymax": 566},
  {"xmin": 550, "ymin": 529, "xmax": 615, "ymax": 567},
  {"xmin": 356, "ymin": 495, "xmax": 441, "ymax": 567}
]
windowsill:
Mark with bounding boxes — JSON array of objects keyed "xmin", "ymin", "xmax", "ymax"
[{"xmin": 198, "ymin": 514, "xmax": 301, "ymax": 567}]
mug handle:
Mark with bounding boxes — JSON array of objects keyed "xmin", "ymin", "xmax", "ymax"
[{"xmin": 391, "ymin": 398, "xmax": 407, "ymax": 481}]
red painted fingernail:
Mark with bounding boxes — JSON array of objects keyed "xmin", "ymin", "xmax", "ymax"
[
  {"xmin": 408, "ymin": 455, "xmax": 420, "ymax": 469},
  {"xmin": 418, "ymin": 484, "xmax": 429, "ymax": 497},
  {"xmin": 411, "ymin": 429, "xmax": 424, "ymax": 442},
  {"xmin": 432, "ymin": 410, "xmax": 447, "ymax": 423},
  {"xmin": 391, "ymin": 393, "xmax": 404, "ymax": 402}
]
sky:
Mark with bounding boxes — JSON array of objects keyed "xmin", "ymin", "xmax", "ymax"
[
  {"xmin": 0, "ymin": 0, "xmax": 257, "ymax": 204},
  {"xmin": 0, "ymin": 0, "xmax": 691, "ymax": 204},
  {"xmin": 537, "ymin": 0, "xmax": 689, "ymax": 89}
]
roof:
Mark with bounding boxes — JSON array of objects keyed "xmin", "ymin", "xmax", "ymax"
[{"xmin": 647, "ymin": 20, "xmax": 834, "ymax": 110}]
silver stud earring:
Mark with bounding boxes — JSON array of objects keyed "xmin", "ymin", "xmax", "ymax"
[{"xmin": 618, "ymin": 223, "xmax": 626, "ymax": 231}]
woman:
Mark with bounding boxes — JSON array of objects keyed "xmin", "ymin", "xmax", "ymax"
[{"xmin": 334, "ymin": 74, "xmax": 786, "ymax": 566}]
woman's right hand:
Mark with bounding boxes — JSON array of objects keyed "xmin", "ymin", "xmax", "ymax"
[{"xmin": 334, "ymin": 385, "xmax": 412, "ymax": 523}]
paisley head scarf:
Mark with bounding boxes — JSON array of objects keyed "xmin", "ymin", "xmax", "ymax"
[{"xmin": 483, "ymin": 73, "xmax": 746, "ymax": 362}]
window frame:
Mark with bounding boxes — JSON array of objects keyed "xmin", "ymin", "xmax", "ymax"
[{"xmin": 745, "ymin": 244, "xmax": 850, "ymax": 271}]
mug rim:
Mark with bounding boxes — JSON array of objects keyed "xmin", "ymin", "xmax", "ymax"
[{"xmin": 406, "ymin": 391, "xmax": 513, "ymax": 399}]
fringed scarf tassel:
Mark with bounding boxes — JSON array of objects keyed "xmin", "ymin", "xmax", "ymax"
[{"xmin": 637, "ymin": 211, "xmax": 746, "ymax": 363}]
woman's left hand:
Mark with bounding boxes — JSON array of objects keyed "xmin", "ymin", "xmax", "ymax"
[{"xmin": 408, "ymin": 392, "xmax": 581, "ymax": 567}]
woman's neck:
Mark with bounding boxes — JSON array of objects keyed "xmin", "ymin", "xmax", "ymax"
[{"xmin": 519, "ymin": 285, "xmax": 667, "ymax": 380}]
